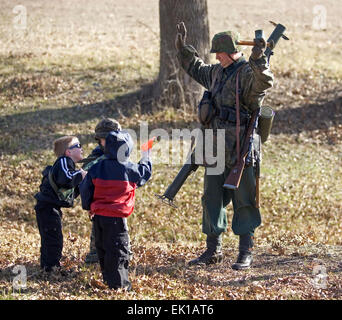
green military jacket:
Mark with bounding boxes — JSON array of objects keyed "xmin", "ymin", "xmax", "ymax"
[{"xmin": 177, "ymin": 45, "xmax": 274, "ymax": 167}]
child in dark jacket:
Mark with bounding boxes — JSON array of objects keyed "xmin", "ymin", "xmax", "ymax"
[
  {"xmin": 34, "ymin": 136, "xmax": 87, "ymax": 272},
  {"xmin": 80, "ymin": 130, "xmax": 152, "ymax": 290}
]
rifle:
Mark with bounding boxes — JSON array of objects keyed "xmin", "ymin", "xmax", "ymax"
[
  {"xmin": 223, "ymin": 108, "xmax": 260, "ymax": 190},
  {"xmin": 255, "ymin": 158, "xmax": 260, "ymax": 208},
  {"xmin": 155, "ymin": 137, "xmax": 198, "ymax": 208}
]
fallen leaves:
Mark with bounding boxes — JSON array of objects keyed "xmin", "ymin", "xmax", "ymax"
[
  {"xmin": 1, "ymin": 223, "xmax": 341, "ymax": 300},
  {"xmin": 68, "ymin": 232, "xmax": 77, "ymax": 243},
  {"xmin": 0, "ymin": 0, "xmax": 342, "ymax": 300},
  {"xmin": 0, "ymin": 74, "xmax": 75, "ymax": 101},
  {"xmin": 90, "ymin": 277, "xmax": 108, "ymax": 290}
]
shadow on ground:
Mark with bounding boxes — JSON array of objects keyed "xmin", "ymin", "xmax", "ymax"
[{"xmin": 0, "ymin": 84, "xmax": 341, "ymax": 155}]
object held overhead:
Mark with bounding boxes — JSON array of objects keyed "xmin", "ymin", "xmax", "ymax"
[{"xmin": 237, "ymin": 21, "xmax": 289, "ymax": 49}]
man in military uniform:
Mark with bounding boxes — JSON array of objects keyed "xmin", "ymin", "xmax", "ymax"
[
  {"xmin": 175, "ymin": 22, "xmax": 274, "ymax": 269},
  {"xmin": 82, "ymin": 118, "xmax": 122, "ymax": 264}
]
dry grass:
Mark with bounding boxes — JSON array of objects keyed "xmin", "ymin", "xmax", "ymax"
[{"xmin": 0, "ymin": 0, "xmax": 341, "ymax": 300}]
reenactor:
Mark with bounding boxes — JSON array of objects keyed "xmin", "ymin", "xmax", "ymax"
[{"xmin": 175, "ymin": 22, "xmax": 274, "ymax": 269}]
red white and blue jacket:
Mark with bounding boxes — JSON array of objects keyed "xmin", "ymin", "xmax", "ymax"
[{"xmin": 80, "ymin": 130, "xmax": 152, "ymax": 218}]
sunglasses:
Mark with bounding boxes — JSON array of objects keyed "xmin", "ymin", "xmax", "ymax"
[{"xmin": 68, "ymin": 143, "xmax": 82, "ymax": 150}]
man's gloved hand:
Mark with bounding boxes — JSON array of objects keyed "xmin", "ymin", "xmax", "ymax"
[
  {"xmin": 175, "ymin": 21, "xmax": 187, "ymax": 51},
  {"xmin": 251, "ymin": 37, "xmax": 267, "ymax": 60}
]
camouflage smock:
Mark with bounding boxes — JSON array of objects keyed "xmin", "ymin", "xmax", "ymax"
[{"xmin": 177, "ymin": 45, "xmax": 274, "ymax": 167}]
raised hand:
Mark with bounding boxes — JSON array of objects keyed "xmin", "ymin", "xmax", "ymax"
[
  {"xmin": 251, "ymin": 37, "xmax": 267, "ymax": 60},
  {"xmin": 175, "ymin": 21, "xmax": 187, "ymax": 51}
]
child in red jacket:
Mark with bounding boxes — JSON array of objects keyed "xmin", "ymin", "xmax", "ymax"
[{"xmin": 80, "ymin": 130, "xmax": 152, "ymax": 290}]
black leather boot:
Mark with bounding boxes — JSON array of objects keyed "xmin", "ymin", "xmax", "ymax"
[
  {"xmin": 231, "ymin": 234, "xmax": 254, "ymax": 270},
  {"xmin": 188, "ymin": 248, "xmax": 223, "ymax": 266},
  {"xmin": 231, "ymin": 250, "xmax": 253, "ymax": 270},
  {"xmin": 188, "ymin": 234, "xmax": 223, "ymax": 266}
]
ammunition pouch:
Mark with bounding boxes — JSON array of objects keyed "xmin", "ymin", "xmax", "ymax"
[{"xmin": 197, "ymin": 91, "xmax": 215, "ymax": 125}]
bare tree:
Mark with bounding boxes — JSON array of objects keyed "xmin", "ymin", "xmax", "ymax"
[{"xmin": 152, "ymin": 0, "xmax": 210, "ymax": 110}]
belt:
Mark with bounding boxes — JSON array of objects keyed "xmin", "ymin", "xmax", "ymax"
[{"xmin": 216, "ymin": 106, "xmax": 250, "ymax": 125}]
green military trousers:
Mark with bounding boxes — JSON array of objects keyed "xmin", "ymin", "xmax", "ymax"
[{"xmin": 201, "ymin": 165, "xmax": 261, "ymax": 237}]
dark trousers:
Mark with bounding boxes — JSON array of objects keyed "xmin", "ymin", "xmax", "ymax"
[
  {"xmin": 202, "ymin": 165, "xmax": 261, "ymax": 237},
  {"xmin": 93, "ymin": 215, "xmax": 131, "ymax": 289},
  {"xmin": 35, "ymin": 202, "xmax": 63, "ymax": 271}
]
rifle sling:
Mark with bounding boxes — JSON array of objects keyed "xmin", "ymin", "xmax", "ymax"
[
  {"xmin": 211, "ymin": 60, "xmax": 246, "ymax": 98},
  {"xmin": 235, "ymin": 69, "xmax": 241, "ymax": 163},
  {"xmin": 234, "ymin": 63, "xmax": 257, "ymax": 163}
]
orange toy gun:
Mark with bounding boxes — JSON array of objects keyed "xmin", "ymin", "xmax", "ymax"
[{"xmin": 140, "ymin": 136, "xmax": 160, "ymax": 151}]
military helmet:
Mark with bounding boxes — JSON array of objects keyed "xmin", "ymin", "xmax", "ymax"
[
  {"xmin": 210, "ymin": 31, "xmax": 241, "ymax": 55},
  {"xmin": 94, "ymin": 118, "xmax": 122, "ymax": 140}
]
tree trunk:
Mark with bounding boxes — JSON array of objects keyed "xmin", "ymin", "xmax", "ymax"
[{"xmin": 154, "ymin": 0, "xmax": 210, "ymax": 110}]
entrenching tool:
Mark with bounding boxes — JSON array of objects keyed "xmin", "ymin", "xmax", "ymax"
[{"xmin": 237, "ymin": 21, "xmax": 289, "ymax": 61}]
